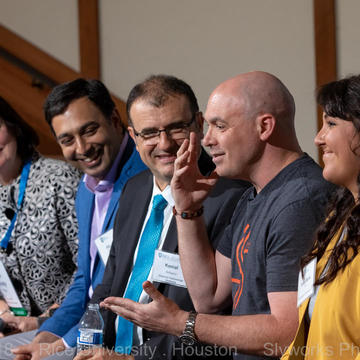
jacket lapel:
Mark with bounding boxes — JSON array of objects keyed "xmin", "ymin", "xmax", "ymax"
[
  {"xmin": 290, "ymin": 224, "xmax": 346, "ymax": 359},
  {"xmin": 161, "ymin": 219, "xmax": 178, "ymax": 253},
  {"xmin": 113, "ymin": 172, "xmax": 153, "ymax": 295},
  {"xmin": 101, "ymin": 137, "xmax": 145, "ymax": 233},
  {"xmin": 77, "ymin": 184, "xmax": 95, "ymax": 285}
]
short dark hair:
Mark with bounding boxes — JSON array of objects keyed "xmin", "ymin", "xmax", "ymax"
[
  {"xmin": 126, "ymin": 74, "xmax": 199, "ymax": 125},
  {"xmin": 0, "ymin": 96, "xmax": 39, "ymax": 161},
  {"xmin": 317, "ymin": 74, "xmax": 360, "ymax": 132},
  {"xmin": 44, "ymin": 78, "xmax": 116, "ymax": 129}
]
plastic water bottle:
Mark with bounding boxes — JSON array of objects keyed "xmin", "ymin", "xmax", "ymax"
[{"xmin": 76, "ymin": 303, "xmax": 104, "ymax": 352}]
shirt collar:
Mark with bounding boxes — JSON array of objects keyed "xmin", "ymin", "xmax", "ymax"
[
  {"xmin": 84, "ymin": 132, "xmax": 129, "ymax": 193},
  {"xmin": 151, "ymin": 175, "xmax": 174, "ymax": 207}
]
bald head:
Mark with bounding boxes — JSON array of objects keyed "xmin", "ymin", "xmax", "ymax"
[
  {"xmin": 208, "ymin": 71, "xmax": 295, "ymax": 129},
  {"xmin": 203, "ymin": 71, "xmax": 301, "ymax": 183}
]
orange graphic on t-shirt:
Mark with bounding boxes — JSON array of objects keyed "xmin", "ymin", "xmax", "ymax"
[{"xmin": 232, "ymin": 224, "xmax": 251, "ymax": 310}]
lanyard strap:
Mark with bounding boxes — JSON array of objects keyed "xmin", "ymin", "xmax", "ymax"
[{"xmin": 0, "ymin": 160, "xmax": 31, "ymax": 250}]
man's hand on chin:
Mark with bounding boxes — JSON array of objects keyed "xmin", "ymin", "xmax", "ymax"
[{"xmin": 73, "ymin": 347, "xmax": 134, "ymax": 360}]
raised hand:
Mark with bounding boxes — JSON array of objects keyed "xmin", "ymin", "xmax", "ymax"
[
  {"xmin": 171, "ymin": 132, "xmax": 218, "ymax": 212},
  {"xmin": 101, "ymin": 281, "xmax": 187, "ymax": 337}
]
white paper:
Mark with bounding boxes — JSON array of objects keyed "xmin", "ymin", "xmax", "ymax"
[
  {"xmin": 297, "ymin": 257, "xmax": 317, "ymax": 307},
  {"xmin": 151, "ymin": 250, "xmax": 186, "ymax": 288},
  {"xmin": 0, "ymin": 261, "xmax": 23, "ymax": 308},
  {"xmin": 95, "ymin": 229, "xmax": 113, "ymax": 265}
]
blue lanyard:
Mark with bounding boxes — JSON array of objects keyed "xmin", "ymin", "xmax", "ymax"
[{"xmin": 0, "ymin": 159, "xmax": 31, "ymax": 250}]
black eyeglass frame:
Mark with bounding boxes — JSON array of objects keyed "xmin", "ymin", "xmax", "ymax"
[{"xmin": 132, "ymin": 113, "xmax": 197, "ymax": 142}]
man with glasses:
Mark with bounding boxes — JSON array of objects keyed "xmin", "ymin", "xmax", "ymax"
[
  {"xmin": 131, "ymin": 113, "xmax": 196, "ymax": 144},
  {"xmin": 96, "ymin": 72, "xmax": 335, "ymax": 360},
  {"xmin": 79, "ymin": 75, "xmax": 250, "ymax": 360}
]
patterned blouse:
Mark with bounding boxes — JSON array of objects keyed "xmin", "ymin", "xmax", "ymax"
[{"xmin": 0, "ymin": 152, "xmax": 81, "ymax": 315}]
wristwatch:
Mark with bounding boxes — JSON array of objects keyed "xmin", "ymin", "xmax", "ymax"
[{"xmin": 179, "ymin": 311, "xmax": 198, "ymax": 345}]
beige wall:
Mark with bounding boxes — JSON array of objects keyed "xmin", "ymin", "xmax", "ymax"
[
  {"xmin": 100, "ymin": 0, "xmax": 317, "ymax": 158},
  {"xmin": 2, "ymin": 0, "xmax": 360, "ymax": 161},
  {"xmin": 0, "ymin": 0, "xmax": 79, "ymax": 71},
  {"xmin": 337, "ymin": 0, "xmax": 360, "ymax": 78}
]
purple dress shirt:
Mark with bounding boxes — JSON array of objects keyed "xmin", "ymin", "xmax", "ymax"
[{"xmin": 84, "ymin": 133, "xmax": 129, "ymax": 297}]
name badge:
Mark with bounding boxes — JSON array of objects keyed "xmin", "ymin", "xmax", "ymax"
[
  {"xmin": 95, "ymin": 229, "xmax": 113, "ymax": 265},
  {"xmin": 151, "ymin": 250, "xmax": 186, "ymax": 288},
  {"xmin": 297, "ymin": 257, "xmax": 317, "ymax": 307},
  {"xmin": 0, "ymin": 261, "xmax": 23, "ymax": 308}
]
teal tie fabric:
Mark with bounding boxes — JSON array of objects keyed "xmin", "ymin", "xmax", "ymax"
[{"xmin": 115, "ymin": 194, "xmax": 168, "ymax": 354}]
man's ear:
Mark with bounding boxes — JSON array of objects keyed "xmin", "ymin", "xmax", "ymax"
[
  {"xmin": 111, "ymin": 108, "xmax": 123, "ymax": 128},
  {"xmin": 257, "ymin": 114, "xmax": 275, "ymax": 141},
  {"xmin": 195, "ymin": 112, "xmax": 204, "ymax": 139},
  {"xmin": 128, "ymin": 126, "xmax": 136, "ymax": 141},
  {"xmin": 128, "ymin": 126, "xmax": 139, "ymax": 152}
]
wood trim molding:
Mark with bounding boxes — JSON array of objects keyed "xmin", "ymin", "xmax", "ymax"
[
  {"xmin": 313, "ymin": 0, "xmax": 337, "ymax": 164},
  {"xmin": 78, "ymin": 0, "xmax": 101, "ymax": 79},
  {"xmin": 0, "ymin": 25, "xmax": 79, "ymax": 84},
  {"xmin": 0, "ymin": 57, "xmax": 62, "ymax": 156},
  {"xmin": 0, "ymin": 24, "xmax": 127, "ymax": 126}
]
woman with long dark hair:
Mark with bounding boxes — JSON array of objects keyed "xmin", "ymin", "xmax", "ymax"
[
  {"xmin": 283, "ymin": 75, "xmax": 360, "ymax": 359},
  {"xmin": 0, "ymin": 96, "xmax": 81, "ymax": 335}
]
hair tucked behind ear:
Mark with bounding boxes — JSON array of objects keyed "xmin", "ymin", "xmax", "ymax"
[{"xmin": 301, "ymin": 185, "xmax": 360, "ymax": 285}]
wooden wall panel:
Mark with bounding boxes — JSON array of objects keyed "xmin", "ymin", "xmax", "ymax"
[
  {"xmin": 0, "ymin": 18, "xmax": 128, "ymax": 153},
  {"xmin": 78, "ymin": 0, "xmax": 101, "ymax": 79},
  {"xmin": 313, "ymin": 0, "xmax": 337, "ymax": 165},
  {"xmin": 0, "ymin": 25, "xmax": 79, "ymax": 84},
  {"xmin": 0, "ymin": 57, "xmax": 62, "ymax": 156}
]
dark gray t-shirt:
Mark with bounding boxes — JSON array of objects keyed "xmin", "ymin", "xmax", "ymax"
[{"xmin": 217, "ymin": 154, "xmax": 335, "ymax": 360}]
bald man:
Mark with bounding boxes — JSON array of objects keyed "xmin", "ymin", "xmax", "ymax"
[{"xmin": 97, "ymin": 72, "xmax": 335, "ymax": 360}]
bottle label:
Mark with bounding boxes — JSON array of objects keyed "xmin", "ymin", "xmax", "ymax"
[{"xmin": 77, "ymin": 330, "xmax": 103, "ymax": 346}]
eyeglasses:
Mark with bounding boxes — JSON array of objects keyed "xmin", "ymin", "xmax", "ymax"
[{"xmin": 132, "ymin": 114, "xmax": 196, "ymax": 145}]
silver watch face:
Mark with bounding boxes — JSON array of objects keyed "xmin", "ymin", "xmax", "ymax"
[{"xmin": 179, "ymin": 334, "xmax": 196, "ymax": 346}]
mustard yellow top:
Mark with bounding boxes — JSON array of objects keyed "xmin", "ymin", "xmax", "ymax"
[{"xmin": 282, "ymin": 225, "xmax": 360, "ymax": 360}]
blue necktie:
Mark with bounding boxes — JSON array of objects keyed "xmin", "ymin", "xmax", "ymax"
[{"xmin": 115, "ymin": 194, "xmax": 167, "ymax": 354}]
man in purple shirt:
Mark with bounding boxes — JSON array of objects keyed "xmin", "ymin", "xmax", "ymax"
[{"xmin": 10, "ymin": 79, "xmax": 146, "ymax": 359}]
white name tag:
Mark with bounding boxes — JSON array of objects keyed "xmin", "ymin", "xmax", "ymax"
[
  {"xmin": 0, "ymin": 261, "xmax": 23, "ymax": 308},
  {"xmin": 95, "ymin": 229, "xmax": 113, "ymax": 265},
  {"xmin": 297, "ymin": 257, "xmax": 317, "ymax": 307},
  {"xmin": 151, "ymin": 250, "xmax": 186, "ymax": 288}
]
